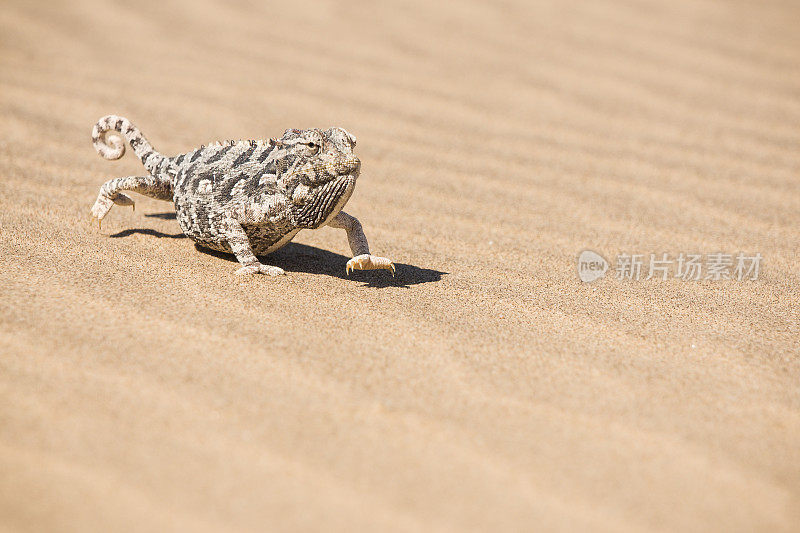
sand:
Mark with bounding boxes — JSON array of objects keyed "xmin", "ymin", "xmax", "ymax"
[{"xmin": 1, "ymin": 0, "xmax": 798, "ymax": 531}]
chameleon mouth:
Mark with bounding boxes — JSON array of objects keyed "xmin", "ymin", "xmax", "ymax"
[
  {"xmin": 332, "ymin": 156, "xmax": 361, "ymax": 177},
  {"xmin": 349, "ymin": 157, "xmax": 361, "ymax": 175},
  {"xmin": 307, "ymin": 157, "xmax": 360, "ymax": 183}
]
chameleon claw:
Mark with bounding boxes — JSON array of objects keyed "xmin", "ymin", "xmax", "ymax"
[{"xmin": 345, "ymin": 255, "xmax": 395, "ymax": 276}]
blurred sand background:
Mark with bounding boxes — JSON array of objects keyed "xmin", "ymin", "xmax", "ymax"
[{"xmin": 1, "ymin": 0, "xmax": 799, "ymax": 531}]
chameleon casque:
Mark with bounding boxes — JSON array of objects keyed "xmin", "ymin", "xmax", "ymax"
[{"xmin": 90, "ymin": 115, "xmax": 394, "ymax": 276}]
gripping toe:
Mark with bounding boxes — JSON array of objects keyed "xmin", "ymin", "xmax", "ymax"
[{"xmin": 346, "ymin": 254, "xmax": 395, "ymax": 276}]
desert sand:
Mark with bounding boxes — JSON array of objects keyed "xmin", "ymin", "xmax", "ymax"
[{"xmin": 1, "ymin": 0, "xmax": 798, "ymax": 531}]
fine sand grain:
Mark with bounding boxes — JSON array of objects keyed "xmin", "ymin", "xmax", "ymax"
[{"xmin": 1, "ymin": 1, "xmax": 798, "ymax": 531}]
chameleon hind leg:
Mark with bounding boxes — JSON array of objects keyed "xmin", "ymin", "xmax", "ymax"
[
  {"xmin": 328, "ymin": 211, "xmax": 395, "ymax": 276},
  {"xmin": 91, "ymin": 175, "xmax": 173, "ymax": 225}
]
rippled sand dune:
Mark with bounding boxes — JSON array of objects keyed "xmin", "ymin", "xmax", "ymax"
[{"xmin": 1, "ymin": 0, "xmax": 798, "ymax": 531}]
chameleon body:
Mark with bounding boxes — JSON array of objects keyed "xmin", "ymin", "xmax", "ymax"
[{"xmin": 90, "ymin": 115, "xmax": 394, "ymax": 276}]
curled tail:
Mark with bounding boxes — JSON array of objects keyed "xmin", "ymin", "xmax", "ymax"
[{"xmin": 91, "ymin": 115, "xmax": 168, "ymax": 175}]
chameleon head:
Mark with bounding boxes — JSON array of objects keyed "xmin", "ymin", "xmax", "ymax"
[
  {"xmin": 278, "ymin": 127, "xmax": 362, "ymax": 227},
  {"xmin": 279, "ymin": 127, "xmax": 360, "ymax": 184}
]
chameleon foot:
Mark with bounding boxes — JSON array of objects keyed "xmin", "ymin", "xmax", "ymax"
[
  {"xmin": 235, "ymin": 264, "xmax": 286, "ymax": 276},
  {"xmin": 91, "ymin": 193, "xmax": 135, "ymax": 225},
  {"xmin": 91, "ymin": 195, "xmax": 114, "ymax": 222},
  {"xmin": 346, "ymin": 254, "xmax": 395, "ymax": 276}
]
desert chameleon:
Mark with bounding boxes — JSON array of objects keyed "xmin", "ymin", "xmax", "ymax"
[{"xmin": 90, "ymin": 115, "xmax": 394, "ymax": 276}]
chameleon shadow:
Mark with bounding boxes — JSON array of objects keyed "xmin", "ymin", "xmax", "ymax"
[
  {"xmin": 110, "ymin": 228, "xmax": 187, "ymax": 239},
  {"xmin": 196, "ymin": 242, "xmax": 446, "ymax": 288},
  {"xmin": 144, "ymin": 212, "xmax": 177, "ymax": 220}
]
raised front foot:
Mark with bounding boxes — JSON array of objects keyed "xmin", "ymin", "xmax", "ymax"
[
  {"xmin": 235, "ymin": 264, "xmax": 287, "ymax": 276},
  {"xmin": 346, "ymin": 254, "xmax": 395, "ymax": 276}
]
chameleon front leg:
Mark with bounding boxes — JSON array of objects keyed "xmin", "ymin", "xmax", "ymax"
[
  {"xmin": 224, "ymin": 218, "xmax": 286, "ymax": 276},
  {"xmin": 328, "ymin": 211, "xmax": 395, "ymax": 276}
]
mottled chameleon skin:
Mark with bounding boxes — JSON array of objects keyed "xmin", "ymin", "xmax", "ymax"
[
  {"xmin": 90, "ymin": 115, "xmax": 394, "ymax": 276},
  {"xmin": 169, "ymin": 127, "xmax": 359, "ymax": 255}
]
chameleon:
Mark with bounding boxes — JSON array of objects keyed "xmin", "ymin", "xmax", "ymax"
[{"xmin": 90, "ymin": 115, "xmax": 394, "ymax": 276}]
